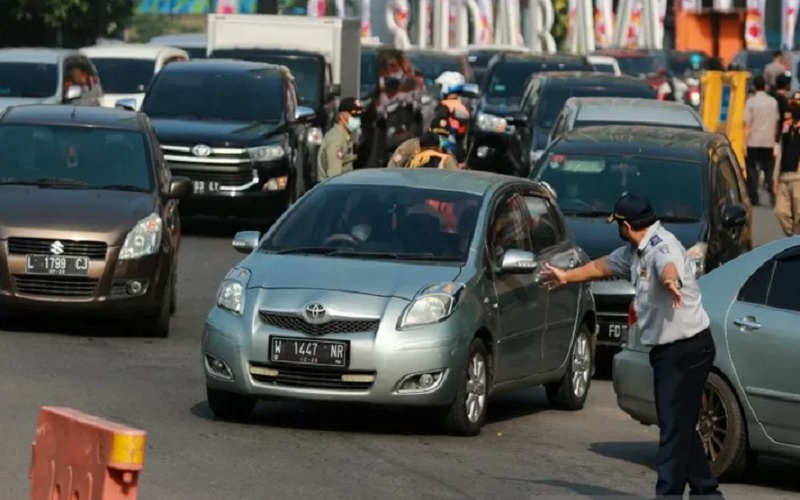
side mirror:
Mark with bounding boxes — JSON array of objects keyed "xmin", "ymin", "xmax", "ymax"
[
  {"xmin": 64, "ymin": 85, "xmax": 83, "ymax": 102},
  {"xmin": 232, "ymin": 231, "xmax": 261, "ymax": 254},
  {"xmin": 294, "ymin": 106, "xmax": 316, "ymax": 123},
  {"xmin": 115, "ymin": 98, "xmax": 137, "ymax": 111},
  {"xmin": 721, "ymin": 203, "xmax": 747, "ymax": 228},
  {"xmin": 328, "ymin": 83, "xmax": 341, "ymax": 98},
  {"xmin": 168, "ymin": 176, "xmax": 193, "ymax": 199},
  {"xmin": 507, "ymin": 112, "xmax": 528, "ymax": 127},
  {"xmin": 462, "ymin": 83, "xmax": 480, "ymax": 99},
  {"xmin": 500, "ymin": 249, "xmax": 538, "ymax": 274}
]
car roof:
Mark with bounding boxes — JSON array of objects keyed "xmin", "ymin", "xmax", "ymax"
[
  {"xmin": 209, "ymin": 47, "xmax": 325, "ymax": 60},
  {"xmin": 568, "ymin": 98, "xmax": 704, "ymax": 128},
  {"xmin": 538, "ymin": 71, "xmax": 651, "ymax": 86},
  {"xmin": 148, "ymin": 33, "xmax": 207, "ymax": 47},
  {"xmin": 81, "ymin": 44, "xmax": 186, "ymax": 59},
  {"xmin": 325, "ymin": 168, "xmax": 542, "ymax": 196},
  {"xmin": 497, "ymin": 53, "xmax": 587, "ymax": 64},
  {"xmin": 552, "ymin": 125, "xmax": 722, "ymax": 162},
  {"xmin": 0, "ymin": 104, "xmax": 144, "ymax": 130},
  {"xmin": 158, "ymin": 58, "xmax": 283, "ymax": 74},
  {"xmin": 0, "ymin": 48, "xmax": 77, "ymax": 64}
]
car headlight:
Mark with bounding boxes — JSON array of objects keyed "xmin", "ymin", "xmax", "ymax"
[
  {"xmin": 119, "ymin": 213, "xmax": 162, "ymax": 260},
  {"xmin": 687, "ymin": 242, "xmax": 708, "ymax": 277},
  {"xmin": 398, "ymin": 282, "xmax": 464, "ymax": 329},
  {"xmin": 476, "ymin": 112, "xmax": 507, "ymax": 133},
  {"xmin": 247, "ymin": 145, "xmax": 285, "ymax": 162},
  {"xmin": 216, "ymin": 267, "xmax": 251, "ymax": 315},
  {"xmin": 306, "ymin": 127, "xmax": 324, "ymax": 145}
]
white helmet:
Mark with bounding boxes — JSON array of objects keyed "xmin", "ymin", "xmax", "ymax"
[{"xmin": 435, "ymin": 71, "xmax": 466, "ymax": 96}]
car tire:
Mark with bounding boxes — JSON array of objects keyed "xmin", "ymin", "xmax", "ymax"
[
  {"xmin": 441, "ymin": 338, "xmax": 491, "ymax": 436},
  {"xmin": 702, "ymin": 372, "xmax": 753, "ymax": 482},
  {"xmin": 207, "ymin": 386, "xmax": 255, "ymax": 421},
  {"xmin": 144, "ymin": 282, "xmax": 171, "ymax": 338},
  {"xmin": 169, "ymin": 268, "xmax": 178, "ymax": 315},
  {"xmin": 546, "ymin": 324, "xmax": 593, "ymax": 411}
]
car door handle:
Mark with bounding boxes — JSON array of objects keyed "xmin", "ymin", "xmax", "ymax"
[{"xmin": 733, "ymin": 317, "xmax": 761, "ymax": 330}]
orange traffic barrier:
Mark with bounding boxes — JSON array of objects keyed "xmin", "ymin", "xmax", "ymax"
[{"xmin": 30, "ymin": 406, "xmax": 146, "ymax": 500}]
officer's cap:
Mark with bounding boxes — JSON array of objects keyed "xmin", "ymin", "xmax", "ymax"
[
  {"xmin": 429, "ymin": 116, "xmax": 450, "ymax": 137},
  {"xmin": 338, "ymin": 97, "xmax": 364, "ymax": 116},
  {"xmin": 606, "ymin": 193, "xmax": 656, "ymax": 225}
]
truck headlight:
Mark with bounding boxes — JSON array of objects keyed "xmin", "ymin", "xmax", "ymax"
[
  {"xmin": 247, "ymin": 145, "xmax": 285, "ymax": 161},
  {"xmin": 398, "ymin": 283, "xmax": 464, "ymax": 329},
  {"xmin": 687, "ymin": 242, "xmax": 708, "ymax": 277},
  {"xmin": 119, "ymin": 213, "xmax": 162, "ymax": 260},
  {"xmin": 476, "ymin": 112, "xmax": 507, "ymax": 133},
  {"xmin": 216, "ymin": 268, "xmax": 251, "ymax": 315}
]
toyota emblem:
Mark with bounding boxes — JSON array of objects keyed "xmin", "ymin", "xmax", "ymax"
[
  {"xmin": 302, "ymin": 303, "xmax": 329, "ymax": 325},
  {"xmin": 192, "ymin": 144, "xmax": 211, "ymax": 157}
]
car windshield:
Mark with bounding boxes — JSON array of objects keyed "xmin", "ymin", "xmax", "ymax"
[
  {"xmin": 142, "ymin": 70, "xmax": 283, "ymax": 122},
  {"xmin": 574, "ymin": 119, "xmax": 702, "ymax": 131},
  {"xmin": 0, "ymin": 62, "xmax": 58, "ymax": 98},
  {"xmin": 261, "ymin": 184, "xmax": 482, "ymax": 262},
  {"xmin": 408, "ymin": 53, "xmax": 461, "ymax": 85},
  {"xmin": 210, "ymin": 51, "xmax": 322, "ymax": 106},
  {"xmin": 591, "ymin": 63, "xmax": 616, "ymax": 74},
  {"xmin": 485, "ymin": 61, "xmax": 588, "ymax": 103},
  {"xmin": 616, "ymin": 56, "xmax": 659, "ymax": 77},
  {"xmin": 0, "ymin": 124, "xmax": 153, "ymax": 191},
  {"xmin": 360, "ymin": 51, "xmax": 379, "ymax": 98},
  {"xmin": 532, "ymin": 153, "xmax": 704, "ymax": 220},
  {"xmin": 90, "ymin": 58, "xmax": 156, "ymax": 94},
  {"xmin": 536, "ymin": 86, "xmax": 655, "ymax": 129}
]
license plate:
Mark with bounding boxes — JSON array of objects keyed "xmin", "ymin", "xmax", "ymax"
[
  {"xmin": 26, "ymin": 254, "xmax": 90, "ymax": 276},
  {"xmin": 192, "ymin": 180, "xmax": 220, "ymax": 194},
  {"xmin": 596, "ymin": 322, "xmax": 628, "ymax": 341},
  {"xmin": 270, "ymin": 337, "xmax": 348, "ymax": 367}
]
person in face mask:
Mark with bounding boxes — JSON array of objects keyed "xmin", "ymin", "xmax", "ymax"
[
  {"xmin": 541, "ymin": 193, "xmax": 721, "ymax": 500},
  {"xmin": 317, "ymin": 97, "xmax": 363, "ymax": 183}
]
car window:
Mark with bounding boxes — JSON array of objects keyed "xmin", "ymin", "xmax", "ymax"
[
  {"xmin": 521, "ymin": 195, "xmax": 561, "ymax": 253},
  {"xmin": 766, "ymin": 256, "xmax": 800, "ymax": 312},
  {"xmin": 0, "ymin": 62, "xmax": 58, "ymax": 98},
  {"xmin": 90, "ymin": 58, "xmax": 156, "ymax": 94},
  {"xmin": 488, "ymin": 192, "xmax": 532, "ymax": 266},
  {"xmin": 485, "ymin": 61, "xmax": 589, "ymax": 104},
  {"xmin": 535, "ymin": 85, "xmax": 656, "ymax": 129},
  {"xmin": 261, "ymin": 184, "xmax": 481, "ymax": 262},
  {"xmin": 717, "ymin": 151, "xmax": 741, "ymax": 204},
  {"xmin": 0, "ymin": 124, "xmax": 153, "ymax": 191},
  {"xmin": 737, "ymin": 259, "xmax": 774, "ymax": 305},
  {"xmin": 615, "ymin": 56, "xmax": 659, "ymax": 77}
]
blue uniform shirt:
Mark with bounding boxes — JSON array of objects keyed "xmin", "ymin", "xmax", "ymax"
[{"xmin": 606, "ymin": 222, "xmax": 710, "ymax": 346}]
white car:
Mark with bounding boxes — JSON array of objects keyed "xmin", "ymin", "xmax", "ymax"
[
  {"xmin": 81, "ymin": 44, "xmax": 189, "ymax": 110},
  {"xmin": 587, "ymin": 55, "xmax": 621, "ymax": 76}
]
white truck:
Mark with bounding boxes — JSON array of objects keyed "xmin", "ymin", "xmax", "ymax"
[{"xmin": 206, "ymin": 14, "xmax": 361, "ymax": 100}]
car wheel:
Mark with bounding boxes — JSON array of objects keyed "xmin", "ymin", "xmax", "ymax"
[
  {"xmin": 169, "ymin": 268, "xmax": 177, "ymax": 315},
  {"xmin": 207, "ymin": 386, "xmax": 255, "ymax": 421},
  {"xmin": 546, "ymin": 324, "xmax": 592, "ymax": 410},
  {"xmin": 142, "ymin": 282, "xmax": 171, "ymax": 338},
  {"xmin": 441, "ymin": 338, "xmax": 490, "ymax": 436},
  {"xmin": 701, "ymin": 372, "xmax": 753, "ymax": 482}
]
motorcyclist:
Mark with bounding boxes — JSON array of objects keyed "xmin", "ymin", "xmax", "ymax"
[
  {"xmin": 387, "ymin": 107, "xmax": 451, "ymax": 168},
  {"xmin": 407, "ymin": 131, "xmax": 459, "ymax": 170},
  {"xmin": 434, "ymin": 71, "xmax": 470, "ymax": 163}
]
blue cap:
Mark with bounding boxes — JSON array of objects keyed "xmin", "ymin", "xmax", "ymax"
[{"xmin": 606, "ymin": 193, "xmax": 655, "ymax": 224}]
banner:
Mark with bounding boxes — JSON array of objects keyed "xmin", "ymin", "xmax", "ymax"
[
  {"xmin": 657, "ymin": 0, "xmax": 667, "ymax": 45},
  {"xmin": 216, "ymin": 0, "xmax": 238, "ymax": 13},
  {"xmin": 566, "ymin": 0, "xmax": 577, "ymax": 51},
  {"xmin": 745, "ymin": 0, "xmax": 767, "ymax": 49},
  {"xmin": 449, "ymin": 0, "xmax": 460, "ymax": 46},
  {"xmin": 782, "ymin": 0, "xmax": 799, "ymax": 49},
  {"xmin": 361, "ymin": 0, "xmax": 371, "ymax": 36},
  {"xmin": 680, "ymin": 0, "xmax": 699, "ymax": 10},
  {"xmin": 335, "ymin": 0, "xmax": 345, "ymax": 16},
  {"xmin": 476, "ymin": 0, "xmax": 494, "ymax": 44},
  {"xmin": 306, "ymin": 0, "xmax": 326, "ymax": 16},
  {"xmin": 594, "ymin": 0, "xmax": 614, "ymax": 48},
  {"xmin": 628, "ymin": 0, "xmax": 642, "ymax": 48}
]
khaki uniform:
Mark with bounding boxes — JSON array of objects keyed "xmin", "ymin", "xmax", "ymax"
[
  {"xmin": 317, "ymin": 124, "xmax": 356, "ymax": 182},
  {"xmin": 408, "ymin": 149, "xmax": 459, "ymax": 170},
  {"xmin": 387, "ymin": 138, "xmax": 421, "ymax": 168},
  {"xmin": 774, "ymin": 172, "xmax": 800, "ymax": 235}
]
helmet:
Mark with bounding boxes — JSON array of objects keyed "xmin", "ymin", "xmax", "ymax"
[{"xmin": 435, "ymin": 71, "xmax": 466, "ymax": 97}]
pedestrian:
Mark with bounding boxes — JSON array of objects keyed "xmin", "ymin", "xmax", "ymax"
[
  {"xmin": 744, "ymin": 75, "xmax": 779, "ymax": 205},
  {"xmin": 763, "ymin": 50, "xmax": 786, "ymax": 90},
  {"xmin": 772, "ymin": 91, "xmax": 800, "ymax": 235},
  {"xmin": 317, "ymin": 97, "xmax": 362, "ymax": 183},
  {"xmin": 407, "ymin": 131, "xmax": 459, "ymax": 170},
  {"xmin": 387, "ymin": 107, "xmax": 450, "ymax": 168},
  {"xmin": 540, "ymin": 194, "xmax": 723, "ymax": 500}
]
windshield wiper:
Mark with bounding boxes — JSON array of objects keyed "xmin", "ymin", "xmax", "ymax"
[
  {"xmin": 90, "ymin": 184, "xmax": 149, "ymax": 192},
  {"xmin": 659, "ymin": 215, "xmax": 700, "ymax": 223}
]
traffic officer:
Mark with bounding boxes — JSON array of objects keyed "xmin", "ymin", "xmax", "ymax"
[
  {"xmin": 540, "ymin": 194, "xmax": 723, "ymax": 499},
  {"xmin": 317, "ymin": 97, "xmax": 362, "ymax": 182},
  {"xmin": 773, "ymin": 90, "xmax": 800, "ymax": 235},
  {"xmin": 407, "ymin": 131, "xmax": 459, "ymax": 170},
  {"xmin": 387, "ymin": 107, "xmax": 451, "ymax": 168}
]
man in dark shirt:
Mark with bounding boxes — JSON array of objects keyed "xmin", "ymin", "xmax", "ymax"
[{"xmin": 773, "ymin": 91, "xmax": 800, "ymax": 235}]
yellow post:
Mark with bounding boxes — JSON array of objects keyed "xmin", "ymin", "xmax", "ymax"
[
  {"xmin": 700, "ymin": 70, "xmax": 750, "ymax": 177},
  {"xmin": 724, "ymin": 71, "xmax": 750, "ymax": 170}
]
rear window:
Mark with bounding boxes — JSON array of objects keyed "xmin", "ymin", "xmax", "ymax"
[
  {"xmin": 486, "ymin": 60, "xmax": 590, "ymax": 100},
  {"xmin": 89, "ymin": 58, "xmax": 156, "ymax": 94},
  {"xmin": 536, "ymin": 85, "xmax": 656, "ymax": 129},
  {"xmin": 616, "ymin": 56, "xmax": 659, "ymax": 77},
  {"xmin": 0, "ymin": 62, "xmax": 58, "ymax": 98},
  {"xmin": 531, "ymin": 153, "xmax": 704, "ymax": 220}
]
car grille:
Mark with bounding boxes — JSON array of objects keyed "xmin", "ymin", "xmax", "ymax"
[
  {"xmin": 13, "ymin": 276, "xmax": 98, "ymax": 298},
  {"xmin": 259, "ymin": 311, "xmax": 380, "ymax": 335},
  {"xmin": 249, "ymin": 363, "xmax": 375, "ymax": 390},
  {"xmin": 171, "ymin": 169, "xmax": 254, "ymax": 186},
  {"xmin": 7, "ymin": 238, "xmax": 107, "ymax": 259},
  {"xmin": 161, "ymin": 144, "xmax": 250, "ymax": 166}
]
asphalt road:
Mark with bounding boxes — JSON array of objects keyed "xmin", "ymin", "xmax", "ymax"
[{"xmin": 2, "ymin": 201, "xmax": 798, "ymax": 499}]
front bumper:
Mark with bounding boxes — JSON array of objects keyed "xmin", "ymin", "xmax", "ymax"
[
  {"xmin": 612, "ymin": 347, "xmax": 656, "ymax": 426},
  {"xmin": 591, "ymin": 280, "xmax": 634, "ymax": 348},
  {"xmin": 202, "ymin": 303, "xmax": 470, "ymax": 407}
]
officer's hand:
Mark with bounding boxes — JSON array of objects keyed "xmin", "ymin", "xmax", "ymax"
[
  {"xmin": 772, "ymin": 180, "xmax": 779, "ymax": 195},
  {"xmin": 541, "ymin": 263, "xmax": 567, "ymax": 290},
  {"xmin": 664, "ymin": 279, "xmax": 683, "ymax": 308}
]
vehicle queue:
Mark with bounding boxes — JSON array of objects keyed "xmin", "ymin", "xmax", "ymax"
[{"xmin": 0, "ymin": 38, "xmax": 798, "ymax": 495}]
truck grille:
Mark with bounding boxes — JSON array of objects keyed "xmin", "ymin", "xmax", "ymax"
[
  {"xmin": 161, "ymin": 144, "xmax": 251, "ymax": 166},
  {"xmin": 259, "ymin": 311, "xmax": 380, "ymax": 335},
  {"xmin": 13, "ymin": 276, "xmax": 98, "ymax": 297},
  {"xmin": 7, "ymin": 238, "xmax": 107, "ymax": 259},
  {"xmin": 249, "ymin": 363, "xmax": 375, "ymax": 391},
  {"xmin": 171, "ymin": 169, "xmax": 254, "ymax": 186}
]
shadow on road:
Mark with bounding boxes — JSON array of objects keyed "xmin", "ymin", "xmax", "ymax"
[
  {"xmin": 590, "ymin": 441, "xmax": 800, "ymax": 493},
  {"xmin": 0, "ymin": 314, "xmax": 153, "ymax": 338},
  {"xmin": 190, "ymin": 388, "xmax": 550, "ymax": 436},
  {"xmin": 492, "ymin": 477, "xmax": 648, "ymax": 498},
  {"xmin": 181, "ymin": 217, "xmax": 272, "ymax": 239}
]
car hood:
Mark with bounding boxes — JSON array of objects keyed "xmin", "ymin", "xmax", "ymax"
[
  {"xmin": 242, "ymin": 254, "xmax": 465, "ymax": 301},
  {"xmin": 149, "ymin": 118, "xmax": 284, "ymax": 147},
  {"xmin": 0, "ymin": 187, "xmax": 156, "ymax": 244},
  {"xmin": 0, "ymin": 96, "xmax": 58, "ymax": 112},
  {"xmin": 566, "ymin": 217, "xmax": 706, "ymax": 259}
]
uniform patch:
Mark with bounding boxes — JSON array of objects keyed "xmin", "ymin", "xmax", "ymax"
[
  {"xmin": 335, "ymin": 149, "xmax": 345, "ymax": 160},
  {"xmin": 659, "ymin": 246, "xmax": 670, "ymax": 254},
  {"xmin": 392, "ymin": 153, "xmax": 403, "ymax": 164},
  {"xmin": 649, "ymin": 234, "xmax": 663, "ymax": 247}
]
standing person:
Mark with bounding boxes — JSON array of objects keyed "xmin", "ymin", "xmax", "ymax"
[
  {"xmin": 744, "ymin": 75, "xmax": 779, "ymax": 205},
  {"xmin": 773, "ymin": 91, "xmax": 800, "ymax": 235},
  {"xmin": 763, "ymin": 50, "xmax": 786, "ymax": 89},
  {"xmin": 317, "ymin": 97, "xmax": 362, "ymax": 182},
  {"xmin": 540, "ymin": 194, "xmax": 723, "ymax": 500}
]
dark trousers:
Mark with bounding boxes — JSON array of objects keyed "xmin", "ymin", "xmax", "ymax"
[
  {"xmin": 649, "ymin": 329, "xmax": 722, "ymax": 498},
  {"xmin": 745, "ymin": 147, "xmax": 774, "ymax": 204}
]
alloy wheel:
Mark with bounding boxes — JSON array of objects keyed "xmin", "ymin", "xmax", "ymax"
[
  {"xmin": 699, "ymin": 382, "xmax": 730, "ymax": 463},
  {"xmin": 465, "ymin": 352, "xmax": 487, "ymax": 423},
  {"xmin": 571, "ymin": 334, "xmax": 591, "ymax": 398}
]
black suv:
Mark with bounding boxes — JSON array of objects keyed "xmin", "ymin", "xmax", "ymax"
[
  {"xmin": 514, "ymin": 72, "xmax": 657, "ymax": 171},
  {"xmin": 529, "ymin": 125, "xmax": 752, "ymax": 373},
  {"xmin": 131, "ymin": 59, "xmax": 315, "ymax": 221},
  {"xmin": 467, "ymin": 53, "xmax": 591, "ymax": 176}
]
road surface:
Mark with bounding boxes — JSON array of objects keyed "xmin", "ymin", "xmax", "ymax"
[{"xmin": 2, "ymin": 202, "xmax": 797, "ymax": 499}]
